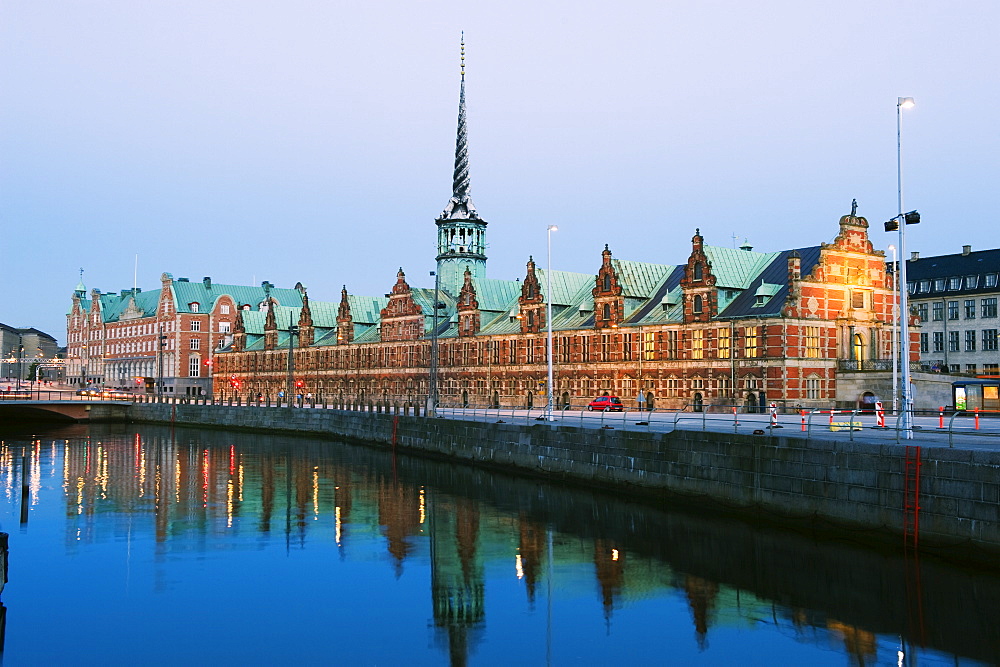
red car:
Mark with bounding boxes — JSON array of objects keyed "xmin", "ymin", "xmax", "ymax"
[{"xmin": 588, "ymin": 396, "xmax": 624, "ymax": 411}]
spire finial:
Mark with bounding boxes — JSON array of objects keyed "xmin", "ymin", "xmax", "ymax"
[{"xmin": 452, "ymin": 33, "xmax": 470, "ymax": 200}]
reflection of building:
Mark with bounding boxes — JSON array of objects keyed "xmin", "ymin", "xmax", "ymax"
[
  {"xmin": 904, "ymin": 246, "xmax": 1000, "ymax": 376},
  {"xmin": 65, "ymin": 274, "xmax": 303, "ymax": 395},
  {"xmin": 429, "ymin": 494, "xmax": 485, "ymax": 667},
  {"xmin": 6, "ymin": 429, "xmax": 942, "ymax": 665},
  {"xmin": 214, "ymin": 52, "xmax": 909, "ymax": 412}
]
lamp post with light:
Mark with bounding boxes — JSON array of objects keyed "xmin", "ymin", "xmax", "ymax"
[
  {"xmin": 884, "ymin": 96, "xmax": 917, "ymax": 438},
  {"xmin": 428, "ymin": 269, "xmax": 441, "ymax": 417},
  {"xmin": 546, "ymin": 225, "xmax": 558, "ymax": 420},
  {"xmin": 887, "ymin": 243, "xmax": 898, "ymax": 416}
]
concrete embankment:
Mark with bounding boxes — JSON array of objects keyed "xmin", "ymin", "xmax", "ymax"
[{"xmin": 103, "ymin": 402, "xmax": 1000, "ymax": 558}]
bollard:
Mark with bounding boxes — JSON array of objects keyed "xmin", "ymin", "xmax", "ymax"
[
  {"xmin": 769, "ymin": 402, "xmax": 777, "ymax": 427},
  {"xmin": 939, "ymin": 406, "xmax": 944, "ymax": 429},
  {"xmin": 733, "ymin": 406, "xmax": 739, "ymax": 426},
  {"xmin": 829, "ymin": 410, "xmax": 836, "ymax": 427},
  {"xmin": 975, "ymin": 407, "xmax": 980, "ymax": 430},
  {"xmin": 800, "ymin": 409, "xmax": 806, "ymax": 432},
  {"xmin": 875, "ymin": 401, "xmax": 885, "ymax": 428}
]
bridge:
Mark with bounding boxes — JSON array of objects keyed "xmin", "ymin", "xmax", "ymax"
[{"xmin": 0, "ymin": 390, "xmax": 133, "ymax": 422}]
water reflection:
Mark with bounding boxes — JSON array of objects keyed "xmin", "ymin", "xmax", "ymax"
[{"xmin": 0, "ymin": 423, "xmax": 996, "ymax": 665}]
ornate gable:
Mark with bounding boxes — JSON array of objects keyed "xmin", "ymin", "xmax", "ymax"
[
  {"xmin": 592, "ymin": 245, "xmax": 623, "ymax": 329},
  {"xmin": 298, "ymin": 289, "xmax": 314, "ymax": 347},
  {"xmin": 518, "ymin": 257, "xmax": 545, "ymax": 334},
  {"xmin": 831, "ymin": 213, "xmax": 874, "ymax": 254},
  {"xmin": 336, "ymin": 286, "xmax": 354, "ymax": 344},
  {"xmin": 120, "ymin": 296, "xmax": 144, "ymax": 321},
  {"xmin": 680, "ymin": 229, "xmax": 718, "ymax": 323},
  {"xmin": 232, "ymin": 310, "xmax": 246, "ymax": 352},
  {"xmin": 379, "ymin": 269, "xmax": 425, "ymax": 342},
  {"xmin": 263, "ymin": 298, "xmax": 278, "ymax": 350},
  {"xmin": 457, "ymin": 267, "xmax": 481, "ymax": 337}
]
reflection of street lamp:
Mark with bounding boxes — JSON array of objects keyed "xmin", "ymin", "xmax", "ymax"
[{"xmin": 546, "ymin": 225, "xmax": 558, "ymax": 420}]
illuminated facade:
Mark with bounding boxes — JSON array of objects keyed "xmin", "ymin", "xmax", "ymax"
[
  {"xmin": 212, "ymin": 58, "xmax": 909, "ymax": 410},
  {"xmin": 65, "ymin": 273, "xmax": 304, "ymax": 395}
]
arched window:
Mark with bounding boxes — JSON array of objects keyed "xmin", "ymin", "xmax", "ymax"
[
  {"xmin": 693, "ymin": 295, "xmax": 703, "ymax": 314},
  {"xmin": 853, "ymin": 333, "xmax": 865, "ymax": 362},
  {"xmin": 602, "ymin": 303, "xmax": 611, "ymax": 321},
  {"xmin": 694, "ymin": 263, "xmax": 703, "ymax": 281},
  {"xmin": 527, "ymin": 283, "xmax": 536, "ymax": 299},
  {"xmin": 603, "ymin": 274, "xmax": 612, "ymax": 291}
]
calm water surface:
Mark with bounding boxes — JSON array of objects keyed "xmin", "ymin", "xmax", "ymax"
[{"xmin": 0, "ymin": 422, "xmax": 996, "ymax": 666}]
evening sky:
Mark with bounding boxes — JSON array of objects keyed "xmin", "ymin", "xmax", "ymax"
[{"xmin": 2, "ymin": 1, "xmax": 997, "ymax": 343}]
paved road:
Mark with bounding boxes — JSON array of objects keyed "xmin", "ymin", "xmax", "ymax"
[
  {"xmin": 428, "ymin": 406, "xmax": 1000, "ymax": 450},
  {"xmin": 4, "ymin": 391, "xmax": 997, "ymax": 450}
]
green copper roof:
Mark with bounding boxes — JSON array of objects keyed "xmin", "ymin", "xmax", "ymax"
[
  {"xmin": 347, "ymin": 295, "xmax": 388, "ymax": 325},
  {"xmin": 703, "ymin": 246, "xmax": 781, "ymax": 289},
  {"xmin": 171, "ymin": 281, "xmax": 303, "ymax": 314},
  {"xmin": 610, "ymin": 259, "xmax": 674, "ymax": 298},
  {"xmin": 469, "ymin": 277, "xmax": 521, "ymax": 312},
  {"xmin": 533, "ymin": 270, "xmax": 594, "ymax": 306}
]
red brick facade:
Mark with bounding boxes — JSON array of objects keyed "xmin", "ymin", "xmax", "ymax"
[{"xmin": 213, "ymin": 214, "xmax": 915, "ymax": 411}]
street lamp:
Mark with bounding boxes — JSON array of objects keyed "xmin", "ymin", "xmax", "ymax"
[
  {"xmin": 286, "ymin": 313, "xmax": 299, "ymax": 408},
  {"xmin": 427, "ymin": 269, "xmax": 441, "ymax": 417},
  {"xmin": 545, "ymin": 225, "xmax": 558, "ymax": 421},
  {"xmin": 887, "ymin": 243, "xmax": 898, "ymax": 416},
  {"xmin": 885, "ymin": 96, "xmax": 917, "ymax": 438}
]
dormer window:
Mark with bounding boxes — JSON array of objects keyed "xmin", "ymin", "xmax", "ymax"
[
  {"xmin": 190, "ymin": 302, "xmax": 200, "ymax": 312},
  {"xmin": 693, "ymin": 295, "xmax": 703, "ymax": 314},
  {"xmin": 602, "ymin": 303, "xmax": 611, "ymax": 321},
  {"xmin": 603, "ymin": 274, "xmax": 611, "ymax": 291},
  {"xmin": 694, "ymin": 263, "xmax": 703, "ymax": 281},
  {"xmin": 527, "ymin": 283, "xmax": 536, "ymax": 299}
]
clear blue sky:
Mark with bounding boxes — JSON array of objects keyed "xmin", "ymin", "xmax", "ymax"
[{"xmin": 3, "ymin": 1, "xmax": 998, "ymax": 345}]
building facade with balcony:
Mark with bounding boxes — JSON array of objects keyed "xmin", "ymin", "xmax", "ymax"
[
  {"xmin": 905, "ymin": 246, "xmax": 1000, "ymax": 377},
  {"xmin": 66, "ymin": 274, "xmax": 305, "ymax": 395}
]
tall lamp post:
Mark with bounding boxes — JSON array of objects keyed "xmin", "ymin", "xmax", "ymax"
[
  {"xmin": 885, "ymin": 96, "xmax": 917, "ymax": 438},
  {"xmin": 887, "ymin": 243, "xmax": 898, "ymax": 416},
  {"xmin": 545, "ymin": 225, "xmax": 558, "ymax": 421},
  {"xmin": 286, "ymin": 313, "xmax": 299, "ymax": 407},
  {"xmin": 428, "ymin": 269, "xmax": 441, "ymax": 417}
]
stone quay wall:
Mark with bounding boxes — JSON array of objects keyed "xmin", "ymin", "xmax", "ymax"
[{"xmin": 106, "ymin": 403, "xmax": 1000, "ymax": 554}]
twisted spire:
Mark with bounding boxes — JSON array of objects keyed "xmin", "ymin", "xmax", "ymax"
[{"xmin": 452, "ymin": 32, "xmax": 470, "ymax": 200}]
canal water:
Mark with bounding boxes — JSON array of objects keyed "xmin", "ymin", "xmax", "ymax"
[{"xmin": 0, "ymin": 423, "xmax": 996, "ymax": 666}]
